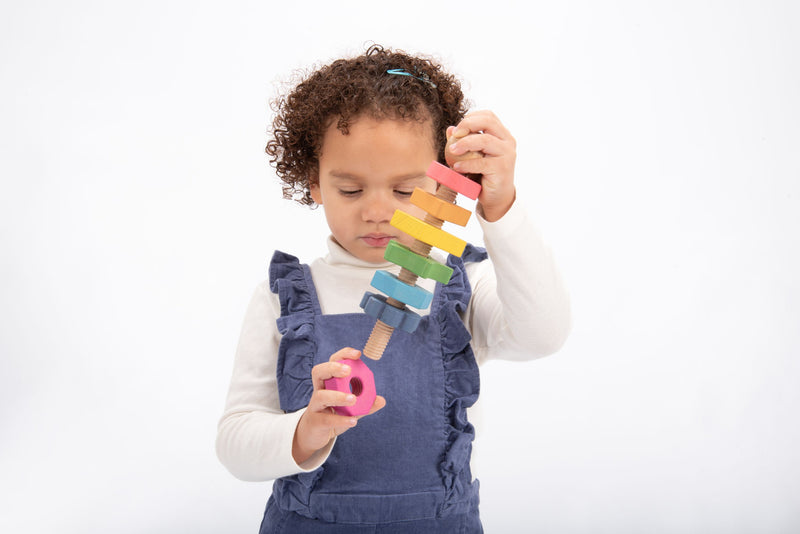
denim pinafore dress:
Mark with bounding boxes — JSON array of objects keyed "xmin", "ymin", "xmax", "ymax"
[{"xmin": 261, "ymin": 245, "xmax": 487, "ymax": 533}]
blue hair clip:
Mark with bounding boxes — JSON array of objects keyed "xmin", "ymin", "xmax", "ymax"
[{"xmin": 386, "ymin": 68, "xmax": 437, "ymax": 88}]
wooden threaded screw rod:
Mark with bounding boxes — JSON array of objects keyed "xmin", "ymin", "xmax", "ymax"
[{"xmin": 362, "ymin": 183, "xmax": 457, "ymax": 360}]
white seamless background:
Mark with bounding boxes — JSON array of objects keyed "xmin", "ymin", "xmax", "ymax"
[{"xmin": 1, "ymin": 1, "xmax": 798, "ymax": 532}]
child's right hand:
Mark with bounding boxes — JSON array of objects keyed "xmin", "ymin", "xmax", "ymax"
[{"xmin": 292, "ymin": 347, "xmax": 386, "ymax": 465}]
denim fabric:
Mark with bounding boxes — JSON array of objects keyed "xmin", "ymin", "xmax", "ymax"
[{"xmin": 262, "ymin": 246, "xmax": 487, "ymax": 533}]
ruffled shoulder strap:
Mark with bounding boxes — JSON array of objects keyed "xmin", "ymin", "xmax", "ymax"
[
  {"xmin": 269, "ymin": 250, "xmax": 321, "ymax": 320},
  {"xmin": 269, "ymin": 250, "xmax": 318, "ymax": 412},
  {"xmin": 269, "ymin": 250, "xmax": 300, "ymax": 287},
  {"xmin": 433, "ymin": 243, "xmax": 486, "ymax": 512},
  {"xmin": 436, "ymin": 243, "xmax": 488, "ymax": 314},
  {"xmin": 460, "ymin": 243, "xmax": 488, "ymax": 265}
]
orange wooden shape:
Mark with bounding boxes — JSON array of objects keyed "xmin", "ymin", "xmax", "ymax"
[{"xmin": 410, "ymin": 188, "xmax": 471, "ymax": 227}]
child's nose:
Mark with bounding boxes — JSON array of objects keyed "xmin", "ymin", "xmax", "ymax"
[{"xmin": 361, "ymin": 191, "xmax": 395, "ymax": 223}]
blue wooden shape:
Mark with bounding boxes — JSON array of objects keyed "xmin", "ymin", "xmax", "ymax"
[
  {"xmin": 370, "ymin": 270, "xmax": 433, "ymax": 310},
  {"xmin": 360, "ymin": 292, "xmax": 422, "ymax": 333}
]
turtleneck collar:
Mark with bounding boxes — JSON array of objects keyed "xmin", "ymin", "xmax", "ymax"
[{"xmin": 321, "ymin": 235, "xmax": 394, "ymax": 270}]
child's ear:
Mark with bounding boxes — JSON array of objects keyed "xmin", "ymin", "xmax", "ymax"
[{"xmin": 309, "ymin": 182, "xmax": 323, "ymax": 205}]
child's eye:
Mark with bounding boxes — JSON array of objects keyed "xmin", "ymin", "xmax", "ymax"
[
  {"xmin": 339, "ymin": 189, "xmax": 362, "ymax": 197},
  {"xmin": 394, "ymin": 190, "xmax": 413, "ymax": 197}
]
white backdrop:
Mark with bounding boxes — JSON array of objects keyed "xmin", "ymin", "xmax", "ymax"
[{"xmin": 2, "ymin": 1, "xmax": 798, "ymax": 532}]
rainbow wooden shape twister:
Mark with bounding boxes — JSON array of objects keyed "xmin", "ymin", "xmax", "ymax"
[{"xmin": 361, "ymin": 160, "xmax": 482, "ymax": 360}]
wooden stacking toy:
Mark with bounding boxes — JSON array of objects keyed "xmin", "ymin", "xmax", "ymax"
[
  {"xmin": 361, "ymin": 135, "xmax": 482, "ymax": 361},
  {"xmin": 325, "ymin": 131, "xmax": 481, "ymax": 415}
]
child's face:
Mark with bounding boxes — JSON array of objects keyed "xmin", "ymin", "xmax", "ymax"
[{"xmin": 310, "ymin": 116, "xmax": 439, "ymax": 264}]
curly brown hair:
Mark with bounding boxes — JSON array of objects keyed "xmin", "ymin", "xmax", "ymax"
[{"xmin": 266, "ymin": 44, "xmax": 469, "ymax": 206}]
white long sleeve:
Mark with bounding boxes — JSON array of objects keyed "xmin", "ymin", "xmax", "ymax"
[
  {"xmin": 215, "ymin": 284, "xmax": 335, "ymax": 481},
  {"xmin": 468, "ymin": 200, "xmax": 572, "ymax": 364},
  {"xmin": 216, "ymin": 200, "xmax": 570, "ymax": 482}
]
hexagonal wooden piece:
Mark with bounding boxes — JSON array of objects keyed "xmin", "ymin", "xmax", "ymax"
[
  {"xmin": 370, "ymin": 270, "xmax": 433, "ymax": 310},
  {"xmin": 359, "ymin": 292, "xmax": 422, "ymax": 333},
  {"xmin": 390, "ymin": 210, "xmax": 466, "ymax": 257},
  {"xmin": 426, "ymin": 161, "xmax": 481, "ymax": 200},
  {"xmin": 383, "ymin": 240, "xmax": 453, "ymax": 284},
  {"xmin": 410, "ymin": 188, "xmax": 471, "ymax": 227},
  {"xmin": 323, "ymin": 358, "xmax": 376, "ymax": 416}
]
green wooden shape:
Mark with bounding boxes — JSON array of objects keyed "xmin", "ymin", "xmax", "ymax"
[{"xmin": 384, "ymin": 240, "xmax": 453, "ymax": 284}]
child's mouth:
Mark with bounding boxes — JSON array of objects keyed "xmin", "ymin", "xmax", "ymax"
[{"xmin": 361, "ymin": 234, "xmax": 392, "ymax": 247}]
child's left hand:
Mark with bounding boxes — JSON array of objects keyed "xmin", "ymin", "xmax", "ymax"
[{"xmin": 446, "ymin": 110, "xmax": 517, "ymax": 222}]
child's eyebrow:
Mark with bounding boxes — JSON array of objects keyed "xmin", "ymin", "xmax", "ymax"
[
  {"xmin": 329, "ymin": 170, "xmax": 428, "ymax": 183},
  {"xmin": 328, "ymin": 171, "xmax": 362, "ymax": 181}
]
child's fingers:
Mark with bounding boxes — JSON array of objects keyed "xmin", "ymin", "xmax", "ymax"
[
  {"xmin": 329, "ymin": 347, "xmax": 362, "ymax": 363},
  {"xmin": 308, "ymin": 388, "xmax": 357, "ymax": 414},
  {"xmin": 453, "ymin": 110, "xmax": 513, "ymax": 141},
  {"xmin": 309, "ymin": 347, "xmax": 362, "ymax": 391},
  {"xmin": 452, "ymin": 145, "xmax": 516, "ymax": 177},
  {"xmin": 449, "ymin": 132, "xmax": 512, "ymax": 158},
  {"xmin": 451, "ymin": 156, "xmax": 488, "ymax": 176},
  {"xmin": 310, "ymin": 360, "xmax": 351, "ymax": 391},
  {"xmin": 295, "ymin": 389, "xmax": 359, "ymax": 451},
  {"xmin": 452, "ymin": 153, "xmax": 514, "ymax": 177}
]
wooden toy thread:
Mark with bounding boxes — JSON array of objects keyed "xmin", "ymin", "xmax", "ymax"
[
  {"xmin": 397, "ymin": 269, "xmax": 417, "ymax": 287},
  {"xmin": 363, "ymin": 183, "xmax": 459, "ymax": 360},
  {"xmin": 410, "ymin": 239, "xmax": 432, "ymax": 258},
  {"xmin": 446, "ymin": 130, "xmax": 483, "ymax": 184},
  {"xmin": 363, "ymin": 319, "xmax": 394, "ymax": 360}
]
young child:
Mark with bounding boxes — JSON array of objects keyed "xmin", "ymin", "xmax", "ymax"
[{"xmin": 217, "ymin": 44, "xmax": 571, "ymax": 533}]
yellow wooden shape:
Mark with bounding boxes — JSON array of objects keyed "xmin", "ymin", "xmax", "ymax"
[
  {"xmin": 390, "ymin": 210, "xmax": 466, "ymax": 257},
  {"xmin": 410, "ymin": 188, "xmax": 471, "ymax": 227}
]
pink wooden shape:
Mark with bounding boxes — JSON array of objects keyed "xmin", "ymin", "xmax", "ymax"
[
  {"xmin": 426, "ymin": 161, "xmax": 482, "ymax": 200},
  {"xmin": 323, "ymin": 358, "xmax": 377, "ymax": 416}
]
